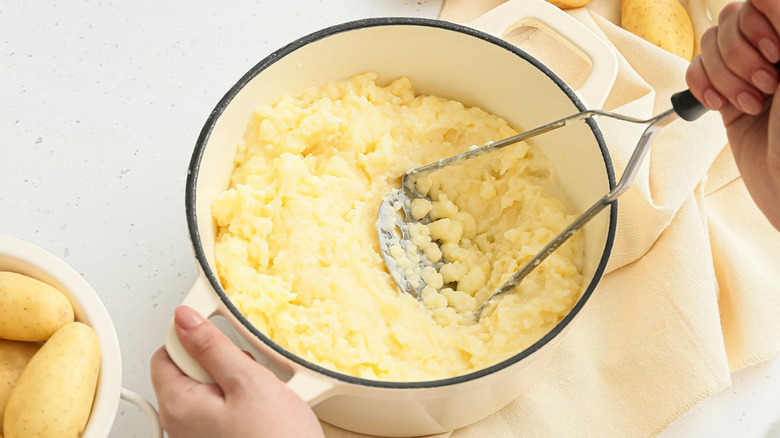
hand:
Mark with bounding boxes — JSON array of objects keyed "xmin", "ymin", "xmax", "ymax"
[
  {"xmin": 150, "ymin": 306, "xmax": 324, "ymax": 438},
  {"xmin": 686, "ymin": 0, "xmax": 780, "ymax": 230}
]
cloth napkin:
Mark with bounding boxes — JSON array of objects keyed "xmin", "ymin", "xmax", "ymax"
[{"xmin": 323, "ymin": 0, "xmax": 780, "ymax": 436}]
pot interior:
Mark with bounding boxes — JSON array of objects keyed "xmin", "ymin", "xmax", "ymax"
[{"xmin": 188, "ymin": 18, "xmax": 616, "ymax": 385}]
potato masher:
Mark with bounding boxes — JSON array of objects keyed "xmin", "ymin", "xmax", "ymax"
[{"xmin": 376, "ymin": 90, "xmax": 707, "ymax": 321}]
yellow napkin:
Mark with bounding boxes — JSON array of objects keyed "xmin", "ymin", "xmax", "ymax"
[{"xmin": 323, "ymin": 1, "xmax": 780, "ymax": 436}]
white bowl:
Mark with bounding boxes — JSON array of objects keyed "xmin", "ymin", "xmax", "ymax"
[{"xmin": 0, "ymin": 235, "xmax": 161, "ymax": 438}]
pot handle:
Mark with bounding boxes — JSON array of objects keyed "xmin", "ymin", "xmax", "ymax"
[
  {"xmin": 120, "ymin": 388, "xmax": 163, "ymax": 438},
  {"xmin": 465, "ymin": 0, "xmax": 618, "ymax": 109},
  {"xmin": 164, "ymin": 273, "xmax": 336, "ymax": 407},
  {"xmin": 285, "ymin": 369, "xmax": 337, "ymax": 407},
  {"xmin": 164, "ymin": 273, "xmax": 221, "ymax": 383}
]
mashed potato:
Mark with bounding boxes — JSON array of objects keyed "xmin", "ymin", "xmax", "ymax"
[{"xmin": 212, "ymin": 73, "xmax": 584, "ymax": 381}]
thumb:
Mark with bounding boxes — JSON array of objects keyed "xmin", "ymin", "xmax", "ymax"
[{"xmin": 174, "ymin": 305, "xmax": 264, "ymax": 393}]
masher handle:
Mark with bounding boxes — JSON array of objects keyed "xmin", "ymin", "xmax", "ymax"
[{"xmin": 671, "ymin": 90, "xmax": 709, "ymax": 122}]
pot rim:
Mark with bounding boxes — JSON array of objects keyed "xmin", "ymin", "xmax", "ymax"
[{"xmin": 185, "ymin": 16, "xmax": 617, "ymax": 389}]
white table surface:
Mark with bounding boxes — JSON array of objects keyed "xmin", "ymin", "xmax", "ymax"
[{"xmin": 1, "ymin": 1, "xmax": 778, "ymax": 437}]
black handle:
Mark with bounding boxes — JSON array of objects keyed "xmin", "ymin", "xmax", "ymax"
[{"xmin": 671, "ymin": 89, "xmax": 709, "ymax": 122}]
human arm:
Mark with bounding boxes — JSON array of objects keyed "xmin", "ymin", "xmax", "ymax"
[{"xmin": 686, "ymin": 0, "xmax": 780, "ymax": 230}]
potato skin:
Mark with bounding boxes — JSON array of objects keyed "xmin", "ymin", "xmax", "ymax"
[
  {"xmin": 546, "ymin": 0, "xmax": 594, "ymax": 9},
  {"xmin": 621, "ymin": 0, "xmax": 695, "ymax": 61},
  {"xmin": 3, "ymin": 322, "xmax": 100, "ymax": 438},
  {"xmin": 0, "ymin": 340, "xmax": 40, "ymax": 432},
  {"xmin": 0, "ymin": 272, "xmax": 74, "ymax": 342}
]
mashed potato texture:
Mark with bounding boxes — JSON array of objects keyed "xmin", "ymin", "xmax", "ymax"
[{"xmin": 212, "ymin": 73, "xmax": 584, "ymax": 382}]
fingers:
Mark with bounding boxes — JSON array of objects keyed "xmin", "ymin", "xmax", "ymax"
[
  {"xmin": 719, "ymin": 2, "xmax": 779, "ymax": 94},
  {"xmin": 150, "ymin": 346, "xmax": 183, "ymax": 396},
  {"xmin": 150, "ymin": 346, "xmax": 224, "ymax": 433},
  {"xmin": 690, "ymin": 2, "xmax": 780, "ymax": 116},
  {"xmin": 150, "ymin": 346, "xmax": 221, "ymax": 400},
  {"xmin": 702, "ymin": 25, "xmax": 765, "ymax": 113},
  {"xmin": 739, "ymin": 0, "xmax": 780, "ymax": 63},
  {"xmin": 704, "ymin": 7, "xmax": 767, "ymax": 113},
  {"xmin": 688, "ymin": 54, "xmax": 727, "ymax": 111},
  {"xmin": 172, "ymin": 305, "xmax": 281, "ymax": 396},
  {"xmin": 743, "ymin": 0, "xmax": 780, "ymax": 52}
]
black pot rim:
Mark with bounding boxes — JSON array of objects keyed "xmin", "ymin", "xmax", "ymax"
[{"xmin": 185, "ymin": 16, "xmax": 617, "ymax": 389}]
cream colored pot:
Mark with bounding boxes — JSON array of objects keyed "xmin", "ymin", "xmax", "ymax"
[{"xmin": 166, "ymin": 0, "xmax": 619, "ymax": 435}]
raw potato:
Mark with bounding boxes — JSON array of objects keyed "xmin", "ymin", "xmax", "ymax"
[
  {"xmin": 3, "ymin": 322, "xmax": 100, "ymax": 438},
  {"xmin": 0, "ymin": 271, "xmax": 74, "ymax": 342},
  {"xmin": 545, "ymin": 0, "xmax": 594, "ymax": 9},
  {"xmin": 621, "ymin": 0, "xmax": 695, "ymax": 61},
  {"xmin": 0, "ymin": 340, "xmax": 40, "ymax": 432}
]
